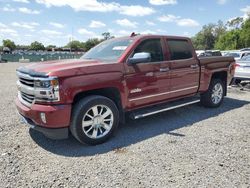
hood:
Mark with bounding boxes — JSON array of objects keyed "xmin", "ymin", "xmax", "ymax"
[{"xmin": 17, "ymin": 59, "xmax": 124, "ymax": 77}]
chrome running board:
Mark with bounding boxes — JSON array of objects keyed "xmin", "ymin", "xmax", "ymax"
[{"xmin": 130, "ymin": 96, "xmax": 200, "ymax": 119}]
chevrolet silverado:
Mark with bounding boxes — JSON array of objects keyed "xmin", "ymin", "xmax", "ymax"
[{"xmin": 16, "ymin": 34, "xmax": 236, "ymax": 145}]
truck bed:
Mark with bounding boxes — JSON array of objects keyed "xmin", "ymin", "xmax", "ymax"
[{"xmin": 199, "ymin": 56, "xmax": 235, "ymax": 68}]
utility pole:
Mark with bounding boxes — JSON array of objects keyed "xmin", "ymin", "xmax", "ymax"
[{"xmin": 70, "ymin": 27, "xmax": 73, "ymax": 53}]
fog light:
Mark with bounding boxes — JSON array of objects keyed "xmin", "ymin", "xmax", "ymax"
[{"xmin": 40, "ymin": 113, "xmax": 46, "ymax": 123}]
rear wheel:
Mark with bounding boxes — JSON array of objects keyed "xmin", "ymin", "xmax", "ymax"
[
  {"xmin": 70, "ymin": 95, "xmax": 119, "ymax": 145},
  {"xmin": 200, "ymin": 79, "xmax": 225, "ymax": 108}
]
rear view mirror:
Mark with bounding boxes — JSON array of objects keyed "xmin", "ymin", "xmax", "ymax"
[{"xmin": 128, "ymin": 52, "xmax": 151, "ymax": 64}]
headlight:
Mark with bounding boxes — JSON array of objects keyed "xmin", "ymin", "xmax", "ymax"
[
  {"xmin": 34, "ymin": 80, "xmax": 51, "ymax": 88},
  {"xmin": 34, "ymin": 77, "xmax": 60, "ymax": 103}
]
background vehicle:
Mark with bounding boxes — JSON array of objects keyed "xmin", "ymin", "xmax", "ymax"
[
  {"xmin": 15, "ymin": 34, "xmax": 235, "ymax": 145},
  {"xmin": 196, "ymin": 50, "xmax": 210, "ymax": 57},
  {"xmin": 233, "ymin": 55, "xmax": 250, "ymax": 84},
  {"xmin": 205, "ymin": 50, "xmax": 222, "ymax": 56},
  {"xmin": 196, "ymin": 50, "xmax": 222, "ymax": 57},
  {"xmin": 240, "ymin": 48, "xmax": 250, "ymax": 51},
  {"xmin": 224, "ymin": 51, "xmax": 250, "ymax": 60}
]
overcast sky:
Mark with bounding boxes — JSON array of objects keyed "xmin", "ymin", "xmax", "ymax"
[{"xmin": 0, "ymin": 0, "xmax": 249, "ymax": 46}]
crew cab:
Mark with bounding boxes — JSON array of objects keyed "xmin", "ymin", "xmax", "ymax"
[{"xmin": 15, "ymin": 34, "xmax": 236, "ymax": 145}]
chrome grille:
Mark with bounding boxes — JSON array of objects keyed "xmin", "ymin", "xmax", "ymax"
[
  {"xmin": 17, "ymin": 72, "xmax": 35, "ymax": 106},
  {"xmin": 19, "ymin": 77, "xmax": 34, "ymax": 87},
  {"xmin": 20, "ymin": 91, "xmax": 35, "ymax": 104}
]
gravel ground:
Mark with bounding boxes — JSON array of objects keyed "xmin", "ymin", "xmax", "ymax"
[{"xmin": 0, "ymin": 63, "xmax": 249, "ymax": 188}]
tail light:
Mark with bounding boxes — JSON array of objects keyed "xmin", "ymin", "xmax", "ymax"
[
  {"xmin": 235, "ymin": 63, "xmax": 240, "ymax": 68},
  {"xmin": 230, "ymin": 62, "xmax": 237, "ymax": 74},
  {"xmin": 231, "ymin": 63, "xmax": 240, "ymax": 71}
]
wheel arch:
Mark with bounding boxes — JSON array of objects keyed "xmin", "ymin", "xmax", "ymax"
[
  {"xmin": 211, "ymin": 71, "xmax": 228, "ymax": 96},
  {"xmin": 72, "ymin": 87, "xmax": 125, "ymax": 124}
]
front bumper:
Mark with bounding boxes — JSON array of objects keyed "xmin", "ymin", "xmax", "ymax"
[
  {"xmin": 20, "ymin": 114, "xmax": 68, "ymax": 139},
  {"xmin": 15, "ymin": 98, "xmax": 71, "ymax": 139}
]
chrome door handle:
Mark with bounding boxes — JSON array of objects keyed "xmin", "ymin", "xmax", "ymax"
[
  {"xmin": 190, "ymin": 64, "xmax": 198, "ymax": 69},
  {"xmin": 160, "ymin": 68, "xmax": 169, "ymax": 72}
]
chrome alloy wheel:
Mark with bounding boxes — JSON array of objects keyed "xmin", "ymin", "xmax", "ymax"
[
  {"xmin": 211, "ymin": 83, "xmax": 223, "ymax": 104},
  {"xmin": 82, "ymin": 105, "xmax": 114, "ymax": 139}
]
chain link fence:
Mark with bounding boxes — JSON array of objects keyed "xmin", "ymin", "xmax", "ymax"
[{"xmin": 1, "ymin": 52, "xmax": 84, "ymax": 62}]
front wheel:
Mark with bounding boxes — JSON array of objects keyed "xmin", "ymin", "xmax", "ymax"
[
  {"xmin": 200, "ymin": 79, "xmax": 225, "ymax": 108},
  {"xmin": 70, "ymin": 95, "xmax": 119, "ymax": 145}
]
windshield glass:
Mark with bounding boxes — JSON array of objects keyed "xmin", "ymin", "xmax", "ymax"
[
  {"xmin": 240, "ymin": 55, "xmax": 250, "ymax": 61},
  {"xmin": 81, "ymin": 38, "xmax": 133, "ymax": 61}
]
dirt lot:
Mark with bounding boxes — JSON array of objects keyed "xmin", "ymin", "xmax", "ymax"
[{"xmin": 0, "ymin": 63, "xmax": 249, "ymax": 188}]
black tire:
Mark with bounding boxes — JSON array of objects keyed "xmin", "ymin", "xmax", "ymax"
[
  {"xmin": 200, "ymin": 79, "xmax": 225, "ymax": 108},
  {"xmin": 70, "ymin": 95, "xmax": 119, "ymax": 145}
]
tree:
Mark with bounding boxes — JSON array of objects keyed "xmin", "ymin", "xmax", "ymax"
[
  {"xmin": 3, "ymin": 39, "xmax": 16, "ymax": 51},
  {"xmin": 192, "ymin": 24, "xmax": 216, "ymax": 50},
  {"xmin": 227, "ymin": 17, "xmax": 244, "ymax": 30},
  {"xmin": 215, "ymin": 30, "xmax": 242, "ymax": 50},
  {"xmin": 30, "ymin": 41, "xmax": 45, "ymax": 51},
  {"xmin": 46, "ymin": 45, "xmax": 56, "ymax": 49},
  {"xmin": 84, "ymin": 38, "xmax": 101, "ymax": 51},
  {"xmin": 16, "ymin": 45, "xmax": 30, "ymax": 50},
  {"xmin": 239, "ymin": 18, "xmax": 250, "ymax": 48},
  {"xmin": 102, "ymin": 32, "xmax": 114, "ymax": 40},
  {"xmin": 66, "ymin": 40, "xmax": 85, "ymax": 50},
  {"xmin": 215, "ymin": 17, "xmax": 250, "ymax": 50},
  {"xmin": 214, "ymin": 20, "xmax": 227, "ymax": 40}
]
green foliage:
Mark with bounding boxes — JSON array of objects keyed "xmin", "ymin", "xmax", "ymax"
[
  {"xmin": 215, "ymin": 17, "xmax": 250, "ymax": 50},
  {"xmin": 66, "ymin": 40, "xmax": 85, "ymax": 50},
  {"xmin": 65, "ymin": 31, "xmax": 113, "ymax": 52},
  {"xmin": 239, "ymin": 18, "xmax": 250, "ymax": 47},
  {"xmin": 214, "ymin": 17, "xmax": 246, "ymax": 50},
  {"xmin": 30, "ymin": 41, "xmax": 45, "ymax": 51},
  {"xmin": 192, "ymin": 24, "xmax": 216, "ymax": 50},
  {"xmin": 3, "ymin": 39, "xmax": 16, "ymax": 51},
  {"xmin": 102, "ymin": 32, "xmax": 114, "ymax": 40},
  {"xmin": 84, "ymin": 38, "xmax": 101, "ymax": 51},
  {"xmin": 215, "ymin": 30, "xmax": 242, "ymax": 50},
  {"xmin": 214, "ymin": 20, "xmax": 227, "ymax": 39},
  {"xmin": 193, "ymin": 17, "xmax": 250, "ymax": 50},
  {"xmin": 16, "ymin": 45, "xmax": 30, "ymax": 50},
  {"xmin": 192, "ymin": 20, "xmax": 227, "ymax": 50},
  {"xmin": 226, "ymin": 17, "xmax": 244, "ymax": 29},
  {"xmin": 46, "ymin": 45, "xmax": 57, "ymax": 49},
  {"xmin": 66, "ymin": 38, "xmax": 103, "ymax": 51}
]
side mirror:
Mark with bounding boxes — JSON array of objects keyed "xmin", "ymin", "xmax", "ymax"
[{"xmin": 128, "ymin": 52, "xmax": 151, "ymax": 64}]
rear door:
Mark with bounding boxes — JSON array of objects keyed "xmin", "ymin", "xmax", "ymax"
[
  {"xmin": 124, "ymin": 38, "xmax": 171, "ymax": 108},
  {"xmin": 166, "ymin": 38, "xmax": 199, "ymax": 97}
]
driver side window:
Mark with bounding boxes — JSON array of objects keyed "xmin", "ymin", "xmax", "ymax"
[{"xmin": 133, "ymin": 39, "xmax": 164, "ymax": 62}]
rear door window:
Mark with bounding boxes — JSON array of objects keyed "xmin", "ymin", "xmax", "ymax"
[{"xmin": 167, "ymin": 39, "xmax": 193, "ymax": 60}]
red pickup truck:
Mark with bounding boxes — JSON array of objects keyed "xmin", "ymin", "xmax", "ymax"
[{"xmin": 16, "ymin": 34, "xmax": 235, "ymax": 145}]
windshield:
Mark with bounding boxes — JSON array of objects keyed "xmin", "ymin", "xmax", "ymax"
[
  {"xmin": 81, "ymin": 38, "xmax": 133, "ymax": 61},
  {"xmin": 240, "ymin": 55, "xmax": 250, "ymax": 61}
]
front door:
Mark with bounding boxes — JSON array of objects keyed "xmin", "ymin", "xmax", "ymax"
[{"xmin": 124, "ymin": 38, "xmax": 171, "ymax": 109}]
